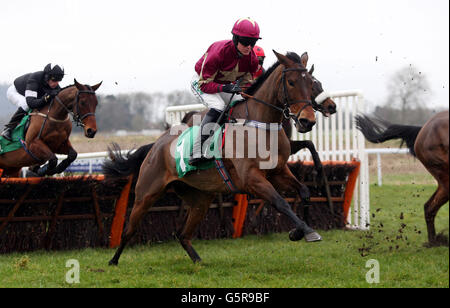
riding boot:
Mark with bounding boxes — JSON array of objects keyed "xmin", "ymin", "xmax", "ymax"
[
  {"xmin": 1, "ymin": 107, "xmax": 27, "ymax": 141},
  {"xmin": 188, "ymin": 108, "xmax": 223, "ymax": 166}
]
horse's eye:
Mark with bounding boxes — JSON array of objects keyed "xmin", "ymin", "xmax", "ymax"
[{"xmin": 288, "ymin": 80, "xmax": 295, "ymax": 86}]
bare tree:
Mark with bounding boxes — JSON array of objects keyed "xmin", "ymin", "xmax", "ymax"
[{"xmin": 384, "ymin": 65, "xmax": 431, "ymax": 124}]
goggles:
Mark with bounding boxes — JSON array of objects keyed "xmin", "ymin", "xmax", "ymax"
[
  {"xmin": 49, "ymin": 75, "xmax": 63, "ymax": 82},
  {"xmin": 238, "ymin": 36, "xmax": 258, "ymax": 47}
]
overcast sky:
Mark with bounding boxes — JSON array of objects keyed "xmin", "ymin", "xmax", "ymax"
[{"xmin": 0, "ymin": 0, "xmax": 448, "ymax": 109}]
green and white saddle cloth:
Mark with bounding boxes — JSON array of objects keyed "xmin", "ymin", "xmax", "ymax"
[
  {"xmin": 0, "ymin": 111, "xmax": 31, "ymax": 155},
  {"xmin": 174, "ymin": 125, "xmax": 223, "ymax": 178}
]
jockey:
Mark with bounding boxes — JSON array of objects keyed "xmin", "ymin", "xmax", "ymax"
[
  {"xmin": 1, "ymin": 64, "xmax": 64, "ymax": 141},
  {"xmin": 189, "ymin": 17, "xmax": 261, "ymax": 166},
  {"xmin": 253, "ymin": 45, "xmax": 266, "ymax": 79}
]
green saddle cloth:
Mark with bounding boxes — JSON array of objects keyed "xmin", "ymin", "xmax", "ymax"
[
  {"xmin": 0, "ymin": 112, "xmax": 30, "ymax": 155},
  {"xmin": 175, "ymin": 125, "xmax": 223, "ymax": 178}
]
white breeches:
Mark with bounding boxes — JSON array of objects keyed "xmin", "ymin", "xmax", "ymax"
[
  {"xmin": 6, "ymin": 85, "xmax": 29, "ymax": 111},
  {"xmin": 190, "ymin": 75, "xmax": 242, "ymax": 111}
]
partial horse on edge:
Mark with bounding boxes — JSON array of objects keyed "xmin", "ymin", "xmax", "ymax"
[
  {"xmin": 356, "ymin": 111, "xmax": 449, "ymax": 246},
  {"xmin": 0, "ymin": 80, "xmax": 101, "ymax": 177}
]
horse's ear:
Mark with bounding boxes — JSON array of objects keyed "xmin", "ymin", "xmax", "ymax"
[
  {"xmin": 74, "ymin": 79, "xmax": 83, "ymax": 90},
  {"xmin": 91, "ymin": 81, "xmax": 102, "ymax": 92},
  {"xmin": 309, "ymin": 64, "xmax": 315, "ymax": 75},
  {"xmin": 300, "ymin": 52, "xmax": 309, "ymax": 68},
  {"xmin": 273, "ymin": 50, "xmax": 293, "ymax": 67}
]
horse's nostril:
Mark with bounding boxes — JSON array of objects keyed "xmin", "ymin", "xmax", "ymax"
[
  {"xmin": 299, "ymin": 118, "xmax": 315, "ymax": 129},
  {"xmin": 86, "ymin": 128, "xmax": 97, "ymax": 138}
]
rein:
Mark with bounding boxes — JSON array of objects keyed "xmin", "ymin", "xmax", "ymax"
[{"xmin": 29, "ymin": 112, "xmax": 70, "ymax": 123}]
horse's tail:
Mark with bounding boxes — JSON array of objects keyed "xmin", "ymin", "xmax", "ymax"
[
  {"xmin": 355, "ymin": 114, "xmax": 422, "ymax": 157},
  {"xmin": 102, "ymin": 142, "xmax": 153, "ymax": 181}
]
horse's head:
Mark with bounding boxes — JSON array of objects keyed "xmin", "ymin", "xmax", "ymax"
[
  {"xmin": 308, "ymin": 64, "xmax": 336, "ymax": 117},
  {"xmin": 273, "ymin": 50, "xmax": 315, "ymax": 133},
  {"xmin": 72, "ymin": 79, "xmax": 102, "ymax": 138}
]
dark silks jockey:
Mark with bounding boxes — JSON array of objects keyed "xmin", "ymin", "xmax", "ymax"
[{"xmin": 1, "ymin": 63, "xmax": 65, "ymax": 141}]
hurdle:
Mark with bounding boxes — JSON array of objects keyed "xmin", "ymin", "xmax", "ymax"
[{"xmin": 165, "ymin": 90, "xmax": 370, "ymax": 231}]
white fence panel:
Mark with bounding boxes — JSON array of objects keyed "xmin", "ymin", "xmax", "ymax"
[{"xmin": 288, "ymin": 90, "xmax": 369, "ymax": 230}]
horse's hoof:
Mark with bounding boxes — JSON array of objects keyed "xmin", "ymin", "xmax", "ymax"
[
  {"xmin": 289, "ymin": 228, "xmax": 305, "ymax": 241},
  {"xmin": 108, "ymin": 259, "xmax": 118, "ymax": 266},
  {"xmin": 424, "ymin": 234, "xmax": 449, "ymax": 248},
  {"xmin": 304, "ymin": 231, "xmax": 322, "ymax": 242}
]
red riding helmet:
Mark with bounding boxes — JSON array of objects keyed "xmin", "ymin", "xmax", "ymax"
[
  {"xmin": 253, "ymin": 46, "xmax": 265, "ymax": 57},
  {"xmin": 231, "ymin": 17, "xmax": 261, "ymax": 39}
]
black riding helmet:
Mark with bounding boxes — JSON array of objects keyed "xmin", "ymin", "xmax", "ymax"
[{"xmin": 44, "ymin": 63, "xmax": 65, "ymax": 82}]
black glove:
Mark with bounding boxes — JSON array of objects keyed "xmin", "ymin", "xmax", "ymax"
[
  {"xmin": 43, "ymin": 89, "xmax": 59, "ymax": 103},
  {"xmin": 222, "ymin": 83, "xmax": 242, "ymax": 94},
  {"xmin": 47, "ymin": 89, "xmax": 60, "ymax": 97},
  {"xmin": 43, "ymin": 95, "xmax": 53, "ymax": 103}
]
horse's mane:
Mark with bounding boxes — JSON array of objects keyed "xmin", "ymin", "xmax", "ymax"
[
  {"xmin": 245, "ymin": 52, "xmax": 303, "ymax": 96},
  {"xmin": 58, "ymin": 84, "xmax": 75, "ymax": 93}
]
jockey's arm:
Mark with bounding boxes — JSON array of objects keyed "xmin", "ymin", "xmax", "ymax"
[
  {"xmin": 197, "ymin": 52, "xmax": 226, "ymax": 94},
  {"xmin": 24, "ymin": 73, "xmax": 46, "ymax": 109}
]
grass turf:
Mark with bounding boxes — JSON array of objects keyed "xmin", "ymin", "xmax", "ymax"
[{"xmin": 0, "ymin": 184, "xmax": 448, "ymax": 288}]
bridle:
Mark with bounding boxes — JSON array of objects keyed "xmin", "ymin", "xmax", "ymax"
[
  {"xmin": 32, "ymin": 86, "xmax": 97, "ymax": 140},
  {"xmin": 240, "ymin": 67, "xmax": 313, "ymax": 126},
  {"xmin": 55, "ymin": 85, "xmax": 97, "ymax": 127}
]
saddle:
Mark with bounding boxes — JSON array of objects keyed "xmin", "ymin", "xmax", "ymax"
[{"xmin": 0, "ymin": 112, "xmax": 31, "ymax": 155}]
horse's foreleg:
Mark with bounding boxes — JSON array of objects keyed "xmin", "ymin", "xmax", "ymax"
[
  {"xmin": 247, "ymin": 168, "xmax": 321, "ymax": 242},
  {"xmin": 52, "ymin": 147, "xmax": 77, "ymax": 175},
  {"xmin": 40, "ymin": 140, "xmax": 78, "ymax": 176},
  {"xmin": 36, "ymin": 156, "xmax": 58, "ymax": 177},
  {"xmin": 271, "ymin": 167, "xmax": 310, "ymax": 200},
  {"xmin": 291, "ymin": 140, "xmax": 323, "ymax": 179},
  {"xmin": 270, "ymin": 167, "xmax": 322, "ymax": 242},
  {"xmin": 290, "ymin": 140, "xmax": 334, "ymax": 214},
  {"xmin": 26, "ymin": 140, "xmax": 57, "ymax": 177},
  {"xmin": 290, "ymin": 140, "xmax": 321, "ymax": 168}
]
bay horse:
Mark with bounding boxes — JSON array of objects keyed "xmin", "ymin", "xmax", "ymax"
[
  {"xmin": 0, "ymin": 79, "xmax": 102, "ymax": 177},
  {"xmin": 109, "ymin": 50, "xmax": 322, "ymax": 265},
  {"xmin": 103, "ymin": 55, "xmax": 337, "ymax": 181},
  {"xmin": 356, "ymin": 111, "xmax": 449, "ymax": 246}
]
